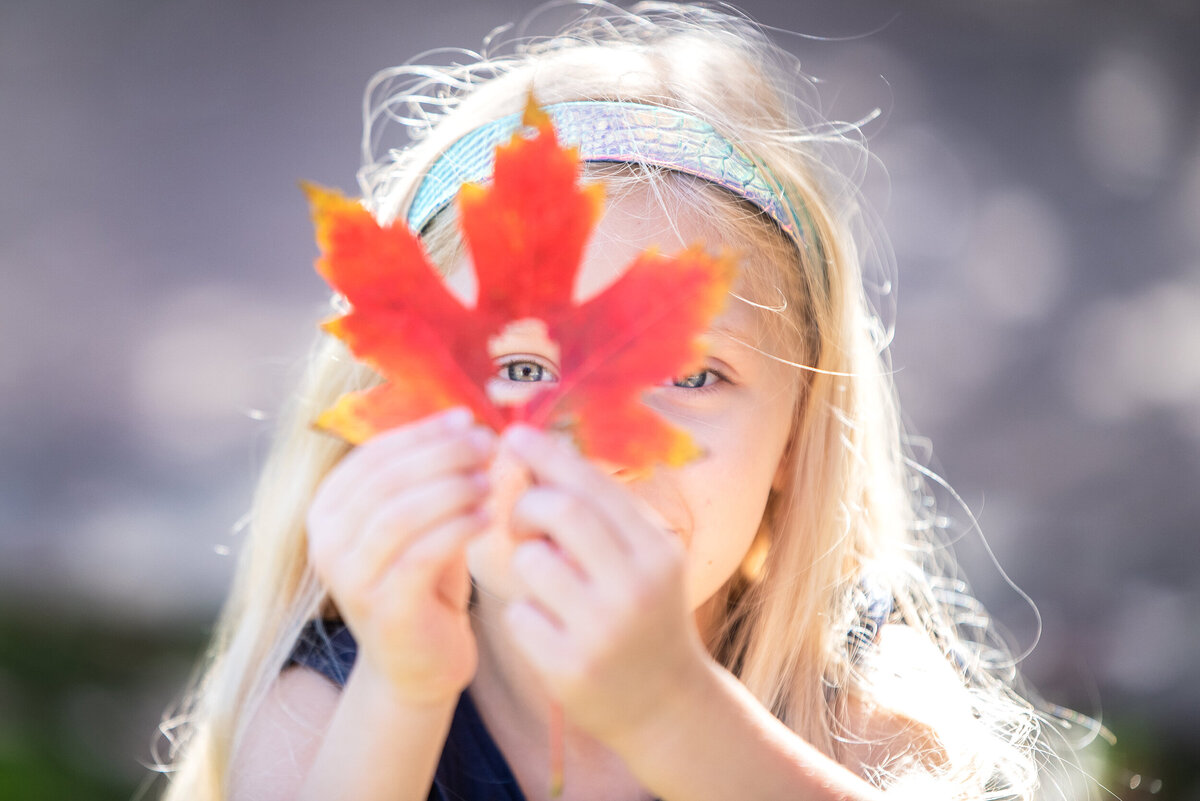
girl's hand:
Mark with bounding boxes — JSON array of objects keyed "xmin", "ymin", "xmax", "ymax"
[
  {"xmin": 307, "ymin": 408, "xmax": 495, "ymax": 706},
  {"xmin": 498, "ymin": 425, "xmax": 711, "ymax": 745}
]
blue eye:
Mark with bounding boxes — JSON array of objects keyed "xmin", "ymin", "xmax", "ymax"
[
  {"xmin": 500, "ymin": 360, "xmax": 557, "ymax": 383},
  {"xmin": 672, "ymin": 370, "xmax": 720, "ymax": 389}
]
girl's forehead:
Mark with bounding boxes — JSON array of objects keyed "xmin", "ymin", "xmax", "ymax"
[
  {"xmin": 579, "ymin": 185, "xmax": 793, "ymax": 304},
  {"xmin": 444, "ymin": 183, "xmax": 776, "ymax": 342},
  {"xmin": 572, "ymin": 189, "xmax": 713, "ymax": 301},
  {"xmin": 575, "ymin": 192, "xmax": 783, "ymax": 351}
]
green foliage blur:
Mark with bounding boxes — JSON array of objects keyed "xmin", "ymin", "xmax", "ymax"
[{"xmin": 0, "ymin": 613, "xmax": 204, "ymax": 801}]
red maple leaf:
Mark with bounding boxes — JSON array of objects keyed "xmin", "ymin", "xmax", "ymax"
[{"xmin": 307, "ymin": 99, "xmax": 735, "ymax": 470}]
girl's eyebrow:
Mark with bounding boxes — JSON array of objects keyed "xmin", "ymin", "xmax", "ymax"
[
  {"xmin": 705, "ymin": 320, "xmax": 757, "ymax": 344},
  {"xmin": 708, "ymin": 322, "xmax": 744, "ymax": 338},
  {"xmin": 700, "ymin": 323, "xmax": 760, "ymax": 378}
]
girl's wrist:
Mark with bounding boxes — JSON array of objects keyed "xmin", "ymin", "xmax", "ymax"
[
  {"xmin": 604, "ymin": 649, "xmax": 723, "ymax": 765},
  {"xmin": 349, "ymin": 657, "xmax": 466, "ymax": 713}
]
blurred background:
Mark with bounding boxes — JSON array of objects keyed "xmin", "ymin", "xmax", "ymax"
[{"xmin": 2, "ymin": 0, "xmax": 1197, "ymax": 798}]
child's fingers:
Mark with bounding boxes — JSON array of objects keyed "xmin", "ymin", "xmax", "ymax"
[
  {"xmin": 312, "ymin": 424, "xmax": 493, "ymax": 554},
  {"xmin": 431, "ymin": 539, "xmax": 473, "ymax": 611},
  {"xmin": 341, "ymin": 425, "xmax": 494, "ymax": 521},
  {"xmin": 510, "ymin": 538, "xmax": 591, "ymax": 626},
  {"xmin": 509, "ymin": 486, "xmax": 629, "ymax": 579},
  {"xmin": 316, "ymin": 407, "xmax": 476, "ymax": 509},
  {"xmin": 354, "ymin": 472, "xmax": 489, "ymax": 586},
  {"xmin": 502, "ymin": 426, "xmax": 672, "ymax": 555},
  {"xmin": 381, "ymin": 510, "xmax": 487, "ymax": 603},
  {"xmin": 318, "ymin": 471, "xmax": 483, "ymax": 597},
  {"xmin": 501, "ymin": 425, "xmax": 601, "ymax": 488},
  {"xmin": 503, "ymin": 599, "xmax": 571, "ymax": 678}
]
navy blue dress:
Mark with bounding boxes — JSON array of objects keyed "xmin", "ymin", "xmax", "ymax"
[{"xmin": 288, "ymin": 618, "xmax": 527, "ymax": 801}]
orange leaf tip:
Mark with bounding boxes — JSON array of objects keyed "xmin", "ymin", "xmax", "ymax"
[{"xmin": 522, "ymin": 94, "xmax": 551, "ymax": 131}]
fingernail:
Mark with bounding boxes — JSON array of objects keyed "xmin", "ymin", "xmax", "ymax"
[
  {"xmin": 468, "ymin": 427, "xmax": 496, "ymax": 456},
  {"xmin": 442, "ymin": 407, "xmax": 472, "ymax": 429},
  {"xmin": 504, "ymin": 424, "xmax": 539, "ymax": 450}
]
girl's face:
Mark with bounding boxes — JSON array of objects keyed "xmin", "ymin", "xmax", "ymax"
[{"xmin": 450, "ymin": 186, "xmax": 800, "ymax": 610}]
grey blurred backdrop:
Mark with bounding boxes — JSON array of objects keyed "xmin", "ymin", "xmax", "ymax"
[{"xmin": 2, "ymin": 0, "xmax": 1198, "ymax": 798}]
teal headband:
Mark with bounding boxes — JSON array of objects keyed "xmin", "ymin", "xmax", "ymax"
[{"xmin": 405, "ymin": 100, "xmax": 807, "ymax": 248}]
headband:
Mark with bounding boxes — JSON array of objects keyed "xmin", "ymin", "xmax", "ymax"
[{"xmin": 405, "ymin": 100, "xmax": 807, "ymax": 247}]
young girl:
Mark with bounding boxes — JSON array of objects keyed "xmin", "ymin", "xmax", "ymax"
[{"xmin": 159, "ymin": 4, "xmax": 1078, "ymax": 799}]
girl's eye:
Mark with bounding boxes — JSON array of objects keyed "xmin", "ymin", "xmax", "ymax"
[
  {"xmin": 499, "ymin": 360, "xmax": 557, "ymax": 383},
  {"xmin": 672, "ymin": 370, "xmax": 721, "ymax": 389}
]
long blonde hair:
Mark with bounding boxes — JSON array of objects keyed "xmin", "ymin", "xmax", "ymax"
[{"xmin": 159, "ymin": 4, "xmax": 1075, "ymax": 798}]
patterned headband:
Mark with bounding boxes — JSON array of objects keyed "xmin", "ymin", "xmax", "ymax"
[{"xmin": 405, "ymin": 100, "xmax": 807, "ymax": 248}]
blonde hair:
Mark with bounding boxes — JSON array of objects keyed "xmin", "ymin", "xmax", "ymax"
[{"xmin": 159, "ymin": 4, "xmax": 1082, "ymax": 798}]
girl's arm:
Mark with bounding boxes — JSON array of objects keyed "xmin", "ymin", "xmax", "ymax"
[
  {"xmin": 611, "ymin": 627, "xmax": 982, "ymax": 801},
  {"xmin": 226, "ymin": 666, "xmax": 340, "ymax": 798},
  {"xmin": 608, "ymin": 656, "xmax": 885, "ymax": 801},
  {"xmin": 228, "ymin": 664, "xmax": 457, "ymax": 801},
  {"xmin": 229, "ymin": 409, "xmax": 496, "ymax": 800},
  {"xmin": 303, "ymin": 664, "xmax": 459, "ymax": 801}
]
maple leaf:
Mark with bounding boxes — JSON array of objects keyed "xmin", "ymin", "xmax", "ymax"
[{"xmin": 307, "ymin": 99, "xmax": 736, "ymax": 470}]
